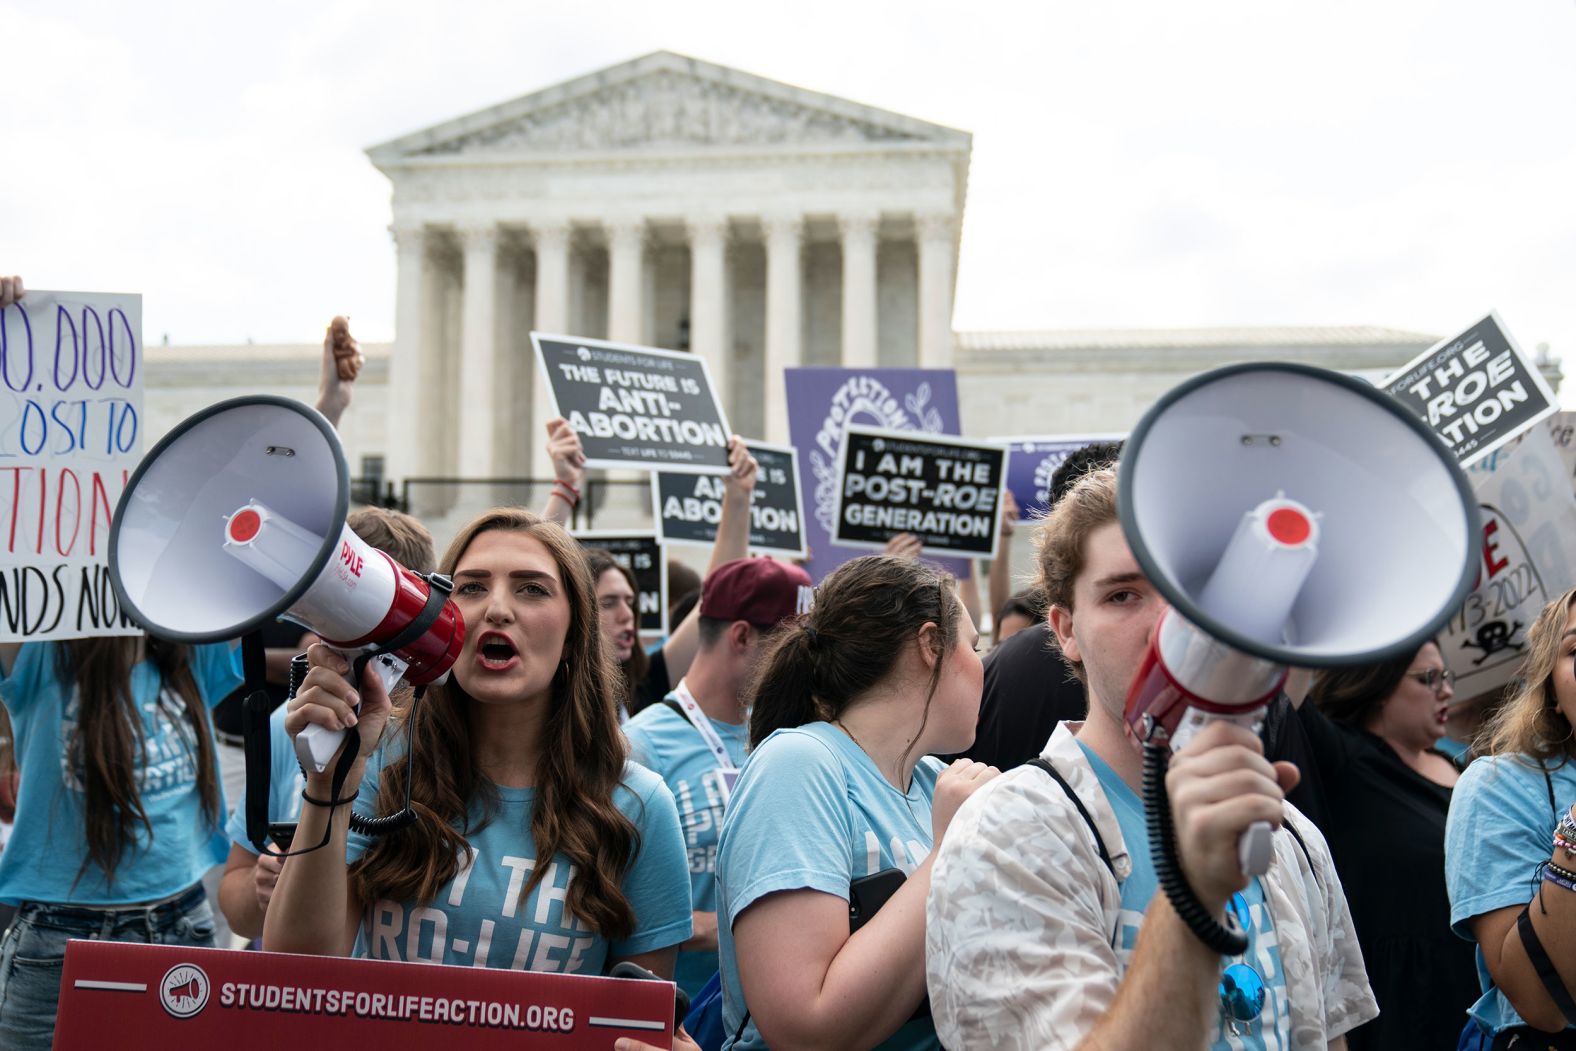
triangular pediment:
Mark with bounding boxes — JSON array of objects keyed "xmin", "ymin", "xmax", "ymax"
[{"xmin": 368, "ymin": 51, "xmax": 969, "ymax": 163}]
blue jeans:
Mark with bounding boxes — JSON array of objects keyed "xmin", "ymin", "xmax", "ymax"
[{"xmin": 0, "ymin": 882, "xmax": 215, "ymax": 1051}]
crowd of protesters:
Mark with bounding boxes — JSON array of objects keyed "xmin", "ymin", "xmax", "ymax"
[{"xmin": 2, "ymin": 271, "xmax": 1576, "ymax": 1051}]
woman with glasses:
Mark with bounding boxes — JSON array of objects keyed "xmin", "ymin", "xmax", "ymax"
[
  {"xmin": 1292, "ymin": 639, "xmax": 1478, "ymax": 1050},
  {"xmin": 1446, "ymin": 588, "xmax": 1576, "ymax": 1049}
]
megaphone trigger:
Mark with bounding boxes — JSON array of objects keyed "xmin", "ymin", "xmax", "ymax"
[{"xmin": 293, "ymin": 650, "xmax": 409, "ymax": 774}]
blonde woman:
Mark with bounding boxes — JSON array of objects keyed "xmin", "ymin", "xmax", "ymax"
[{"xmin": 1446, "ymin": 587, "xmax": 1576, "ymax": 1048}]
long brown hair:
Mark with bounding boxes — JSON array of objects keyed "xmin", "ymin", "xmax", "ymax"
[
  {"xmin": 56, "ymin": 637, "xmax": 220, "ymax": 886},
  {"xmin": 350, "ymin": 509, "xmax": 640, "ymax": 939},
  {"xmin": 584, "ymin": 549, "xmax": 649, "ymax": 714},
  {"xmin": 1479, "ymin": 586, "xmax": 1576, "ymax": 764},
  {"xmin": 747, "ymin": 555, "xmax": 959, "ymax": 764}
]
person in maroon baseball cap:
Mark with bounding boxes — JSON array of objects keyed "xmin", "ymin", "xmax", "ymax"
[
  {"xmin": 698, "ymin": 558, "xmax": 813, "ymax": 631},
  {"xmin": 623, "ymin": 557, "xmax": 812, "ymax": 998}
]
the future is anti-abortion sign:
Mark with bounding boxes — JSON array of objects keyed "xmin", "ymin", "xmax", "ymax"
[
  {"xmin": 0, "ymin": 291, "xmax": 142, "ymax": 641},
  {"xmin": 1383, "ymin": 312, "xmax": 1557, "ymax": 466},
  {"xmin": 831, "ymin": 426, "xmax": 1007, "ymax": 559},
  {"xmin": 533, "ymin": 333, "xmax": 731, "ymax": 473},
  {"xmin": 652, "ymin": 441, "xmax": 807, "ymax": 558}
]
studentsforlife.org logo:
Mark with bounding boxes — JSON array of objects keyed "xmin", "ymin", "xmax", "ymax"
[{"xmin": 160, "ymin": 962, "xmax": 210, "ymax": 1019}]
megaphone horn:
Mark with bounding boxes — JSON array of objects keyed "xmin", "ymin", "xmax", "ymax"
[
  {"xmin": 1117, "ymin": 362, "xmax": 1478, "ymax": 952},
  {"xmin": 108, "ymin": 396, "xmax": 466, "ymax": 774}
]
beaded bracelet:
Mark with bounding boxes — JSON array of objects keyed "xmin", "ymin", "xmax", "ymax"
[
  {"xmin": 1555, "ymin": 834, "xmax": 1576, "ymax": 857},
  {"xmin": 1544, "ymin": 867, "xmax": 1576, "ymax": 893},
  {"xmin": 1549, "ymin": 860, "xmax": 1576, "ymax": 884}
]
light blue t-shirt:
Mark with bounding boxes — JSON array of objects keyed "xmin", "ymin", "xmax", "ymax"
[
  {"xmin": 1079, "ymin": 741, "xmax": 1292, "ymax": 1049},
  {"xmin": 223, "ymin": 704, "xmax": 302, "ymax": 856},
  {"xmin": 717, "ymin": 722, "xmax": 944, "ymax": 1051},
  {"xmin": 1446, "ymin": 752, "xmax": 1576, "ymax": 1036},
  {"xmin": 345, "ymin": 753, "xmax": 692, "ymax": 974},
  {"xmin": 0, "ymin": 641, "xmax": 242, "ymax": 905},
  {"xmin": 624, "ymin": 693, "xmax": 749, "ymax": 997}
]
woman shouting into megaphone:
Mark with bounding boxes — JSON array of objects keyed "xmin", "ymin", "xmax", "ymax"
[{"xmin": 264, "ymin": 509, "xmax": 693, "ymax": 982}]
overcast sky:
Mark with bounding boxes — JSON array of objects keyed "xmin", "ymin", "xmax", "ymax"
[{"xmin": 7, "ymin": 0, "xmax": 1574, "ymax": 389}]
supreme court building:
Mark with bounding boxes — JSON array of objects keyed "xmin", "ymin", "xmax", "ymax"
[{"xmin": 147, "ymin": 52, "xmax": 1555, "ymax": 541}]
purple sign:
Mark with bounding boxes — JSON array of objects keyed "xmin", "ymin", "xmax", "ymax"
[
  {"xmin": 785, "ymin": 367, "xmax": 966, "ymax": 582},
  {"xmin": 996, "ymin": 434, "xmax": 1126, "ymax": 522}
]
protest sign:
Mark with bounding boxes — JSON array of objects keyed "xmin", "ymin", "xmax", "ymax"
[
  {"xmin": 55, "ymin": 940, "xmax": 676, "ymax": 1050},
  {"xmin": 652, "ymin": 441, "xmax": 807, "ymax": 558},
  {"xmin": 0, "ymin": 290, "xmax": 142, "ymax": 641},
  {"xmin": 533, "ymin": 333, "xmax": 731, "ymax": 473},
  {"xmin": 573, "ymin": 531, "xmax": 667, "ymax": 636},
  {"xmin": 831, "ymin": 426, "xmax": 1007, "ymax": 560},
  {"xmin": 993, "ymin": 433, "xmax": 1126, "ymax": 522},
  {"xmin": 785, "ymin": 367, "xmax": 967, "ymax": 581},
  {"xmin": 1439, "ymin": 425, "xmax": 1576, "ymax": 700},
  {"xmin": 1382, "ymin": 312, "xmax": 1557, "ymax": 466},
  {"xmin": 1544, "ymin": 411, "xmax": 1576, "ymax": 493}
]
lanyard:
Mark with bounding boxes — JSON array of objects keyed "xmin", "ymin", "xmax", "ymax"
[{"xmin": 669, "ymin": 679, "xmax": 737, "ymax": 771}]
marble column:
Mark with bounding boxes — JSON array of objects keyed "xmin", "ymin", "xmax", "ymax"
[
  {"xmin": 532, "ymin": 221, "xmax": 572, "ymax": 475},
  {"xmin": 389, "ymin": 223, "xmax": 426, "ymax": 484},
  {"xmin": 458, "ymin": 223, "xmax": 500, "ymax": 477},
  {"xmin": 607, "ymin": 218, "xmax": 647, "ymax": 345},
  {"xmin": 688, "ymin": 216, "xmax": 731, "ymax": 418},
  {"xmin": 763, "ymin": 214, "xmax": 803, "ymax": 444},
  {"xmin": 916, "ymin": 212, "xmax": 956, "ymax": 369},
  {"xmin": 839, "ymin": 211, "xmax": 879, "ymax": 369}
]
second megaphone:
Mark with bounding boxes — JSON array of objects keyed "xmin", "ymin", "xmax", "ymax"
[{"xmin": 107, "ymin": 396, "xmax": 465, "ymax": 772}]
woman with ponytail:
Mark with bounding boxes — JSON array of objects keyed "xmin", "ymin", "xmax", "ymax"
[
  {"xmin": 0, "ymin": 637, "xmax": 241, "ymax": 1050},
  {"xmin": 714, "ymin": 555, "xmax": 999, "ymax": 1051},
  {"xmin": 264, "ymin": 509, "xmax": 693, "ymax": 983}
]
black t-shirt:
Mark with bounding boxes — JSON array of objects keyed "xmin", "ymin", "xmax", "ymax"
[
  {"xmin": 1295, "ymin": 701, "xmax": 1480, "ymax": 1051},
  {"xmin": 963, "ymin": 623, "xmax": 1087, "ymax": 769},
  {"xmin": 631, "ymin": 646, "xmax": 671, "ymax": 716}
]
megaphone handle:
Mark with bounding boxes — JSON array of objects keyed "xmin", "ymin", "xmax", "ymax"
[
  {"xmin": 295, "ymin": 723, "xmax": 353, "ymax": 775},
  {"xmin": 1239, "ymin": 820, "xmax": 1275, "ymax": 877}
]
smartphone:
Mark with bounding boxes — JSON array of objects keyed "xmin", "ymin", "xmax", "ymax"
[
  {"xmin": 848, "ymin": 868, "xmax": 931, "ymax": 1021},
  {"xmin": 848, "ymin": 868, "xmax": 906, "ymax": 932}
]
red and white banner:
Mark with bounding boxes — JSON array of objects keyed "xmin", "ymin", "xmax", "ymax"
[{"xmin": 56, "ymin": 939, "xmax": 675, "ymax": 1049}]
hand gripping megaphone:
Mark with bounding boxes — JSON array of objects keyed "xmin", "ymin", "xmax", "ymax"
[
  {"xmin": 107, "ymin": 396, "xmax": 465, "ymax": 774},
  {"xmin": 1117, "ymin": 362, "xmax": 1478, "ymax": 953}
]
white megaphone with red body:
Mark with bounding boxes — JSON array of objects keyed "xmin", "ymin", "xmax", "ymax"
[
  {"xmin": 108, "ymin": 396, "xmax": 465, "ymax": 773},
  {"xmin": 1117, "ymin": 363, "xmax": 1477, "ymax": 937}
]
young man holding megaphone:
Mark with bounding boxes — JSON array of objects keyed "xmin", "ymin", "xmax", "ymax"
[
  {"xmin": 925, "ymin": 467, "xmax": 1376, "ymax": 1049},
  {"xmin": 926, "ymin": 360, "xmax": 1485, "ymax": 1048}
]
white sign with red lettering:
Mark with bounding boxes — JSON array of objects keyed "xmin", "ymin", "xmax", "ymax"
[
  {"xmin": 1441, "ymin": 425, "xmax": 1576, "ymax": 700},
  {"xmin": 0, "ymin": 290, "xmax": 143, "ymax": 641}
]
